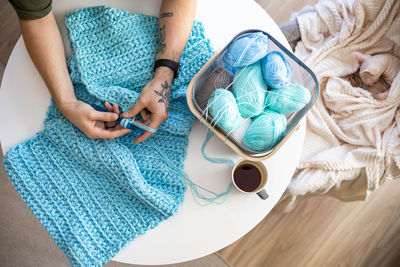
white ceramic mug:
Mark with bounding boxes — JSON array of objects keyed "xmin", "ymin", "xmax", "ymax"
[{"xmin": 231, "ymin": 160, "xmax": 269, "ymax": 200}]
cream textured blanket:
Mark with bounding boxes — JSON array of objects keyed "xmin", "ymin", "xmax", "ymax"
[{"xmin": 280, "ymin": 0, "xmax": 400, "ymax": 210}]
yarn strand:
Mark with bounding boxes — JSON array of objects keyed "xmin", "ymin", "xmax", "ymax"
[{"xmin": 145, "ymin": 136, "xmax": 233, "ymax": 206}]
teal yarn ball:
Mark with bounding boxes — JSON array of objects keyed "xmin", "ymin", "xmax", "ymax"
[
  {"xmin": 242, "ymin": 109, "xmax": 287, "ymax": 151},
  {"xmin": 207, "ymin": 88, "xmax": 242, "ymax": 132},
  {"xmin": 223, "ymin": 32, "xmax": 269, "ymax": 68},
  {"xmin": 266, "ymin": 83, "xmax": 311, "ymax": 114},
  {"xmin": 261, "ymin": 50, "xmax": 292, "ymax": 89},
  {"xmin": 233, "ymin": 62, "xmax": 268, "ymax": 118}
]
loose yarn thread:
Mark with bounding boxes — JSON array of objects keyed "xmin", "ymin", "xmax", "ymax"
[{"xmin": 143, "ymin": 136, "xmax": 233, "ymax": 206}]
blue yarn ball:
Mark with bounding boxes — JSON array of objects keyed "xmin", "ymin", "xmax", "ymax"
[
  {"xmin": 242, "ymin": 109, "xmax": 287, "ymax": 152},
  {"xmin": 261, "ymin": 50, "xmax": 292, "ymax": 89},
  {"xmin": 223, "ymin": 32, "xmax": 269, "ymax": 68},
  {"xmin": 266, "ymin": 83, "xmax": 311, "ymax": 114},
  {"xmin": 207, "ymin": 88, "xmax": 242, "ymax": 132},
  {"xmin": 233, "ymin": 62, "xmax": 268, "ymax": 118},
  {"xmin": 224, "ymin": 64, "xmax": 237, "ymax": 75}
]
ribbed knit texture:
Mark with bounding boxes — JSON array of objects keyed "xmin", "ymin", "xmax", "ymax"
[
  {"xmin": 2, "ymin": 6, "xmax": 214, "ymax": 266},
  {"xmin": 278, "ymin": 0, "xmax": 400, "ymax": 211}
]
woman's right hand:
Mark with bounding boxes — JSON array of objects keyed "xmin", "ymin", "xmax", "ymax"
[{"xmin": 58, "ymin": 100, "xmax": 131, "ymax": 139}]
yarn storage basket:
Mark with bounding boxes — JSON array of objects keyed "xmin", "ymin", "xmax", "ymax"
[{"xmin": 186, "ymin": 29, "xmax": 319, "ymax": 161}]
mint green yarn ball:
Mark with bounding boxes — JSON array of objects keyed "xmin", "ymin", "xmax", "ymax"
[
  {"xmin": 242, "ymin": 109, "xmax": 287, "ymax": 152},
  {"xmin": 266, "ymin": 83, "xmax": 311, "ymax": 114},
  {"xmin": 233, "ymin": 62, "xmax": 268, "ymax": 118},
  {"xmin": 207, "ymin": 88, "xmax": 242, "ymax": 132}
]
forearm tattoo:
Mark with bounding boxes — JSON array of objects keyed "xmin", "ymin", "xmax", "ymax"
[
  {"xmin": 157, "ymin": 12, "xmax": 173, "ymax": 55},
  {"xmin": 157, "ymin": 24, "xmax": 166, "ymax": 54},
  {"xmin": 154, "ymin": 81, "xmax": 171, "ymax": 114},
  {"xmin": 160, "ymin": 12, "xmax": 174, "ymax": 18}
]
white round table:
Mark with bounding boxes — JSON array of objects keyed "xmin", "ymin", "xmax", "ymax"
[{"xmin": 0, "ymin": 0, "xmax": 306, "ymax": 265}]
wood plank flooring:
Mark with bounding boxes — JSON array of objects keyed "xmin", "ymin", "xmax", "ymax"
[
  {"xmin": 218, "ymin": 181, "xmax": 400, "ymax": 267},
  {"xmin": 0, "ymin": 0, "xmax": 20, "ymax": 67}
]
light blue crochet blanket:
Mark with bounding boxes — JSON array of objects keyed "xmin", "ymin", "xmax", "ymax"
[{"xmin": 3, "ymin": 6, "xmax": 214, "ymax": 266}]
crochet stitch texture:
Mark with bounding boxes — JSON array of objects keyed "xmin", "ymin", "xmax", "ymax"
[{"xmin": 3, "ymin": 6, "xmax": 214, "ymax": 266}]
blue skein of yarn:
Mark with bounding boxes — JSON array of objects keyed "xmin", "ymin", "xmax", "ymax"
[
  {"xmin": 261, "ymin": 50, "xmax": 292, "ymax": 89},
  {"xmin": 266, "ymin": 83, "xmax": 311, "ymax": 114},
  {"xmin": 224, "ymin": 64, "xmax": 237, "ymax": 75},
  {"xmin": 223, "ymin": 32, "xmax": 269, "ymax": 68},
  {"xmin": 207, "ymin": 88, "xmax": 242, "ymax": 132},
  {"xmin": 233, "ymin": 62, "xmax": 268, "ymax": 118},
  {"xmin": 242, "ymin": 109, "xmax": 287, "ymax": 152}
]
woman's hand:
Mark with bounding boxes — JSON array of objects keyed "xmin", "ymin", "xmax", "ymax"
[
  {"xmin": 121, "ymin": 67, "xmax": 173, "ymax": 144},
  {"xmin": 59, "ymin": 100, "xmax": 131, "ymax": 139}
]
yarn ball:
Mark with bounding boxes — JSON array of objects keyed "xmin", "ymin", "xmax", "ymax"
[
  {"xmin": 266, "ymin": 83, "xmax": 311, "ymax": 114},
  {"xmin": 242, "ymin": 109, "xmax": 287, "ymax": 152},
  {"xmin": 207, "ymin": 88, "xmax": 242, "ymax": 132},
  {"xmin": 261, "ymin": 50, "xmax": 292, "ymax": 89},
  {"xmin": 197, "ymin": 67, "xmax": 234, "ymax": 110},
  {"xmin": 233, "ymin": 62, "xmax": 268, "ymax": 118},
  {"xmin": 223, "ymin": 32, "xmax": 269, "ymax": 68}
]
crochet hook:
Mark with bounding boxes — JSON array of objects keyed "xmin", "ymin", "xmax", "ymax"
[{"xmin": 90, "ymin": 104, "xmax": 157, "ymax": 134}]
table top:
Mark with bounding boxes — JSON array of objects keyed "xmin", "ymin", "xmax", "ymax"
[{"xmin": 0, "ymin": 0, "xmax": 306, "ymax": 265}]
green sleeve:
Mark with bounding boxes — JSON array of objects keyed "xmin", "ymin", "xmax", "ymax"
[{"xmin": 8, "ymin": 0, "xmax": 52, "ymax": 20}]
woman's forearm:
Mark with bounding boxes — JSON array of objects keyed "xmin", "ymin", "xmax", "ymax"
[
  {"xmin": 156, "ymin": 0, "xmax": 196, "ymax": 61},
  {"xmin": 120, "ymin": 0, "xmax": 197, "ymax": 143},
  {"xmin": 19, "ymin": 11, "xmax": 77, "ymax": 109}
]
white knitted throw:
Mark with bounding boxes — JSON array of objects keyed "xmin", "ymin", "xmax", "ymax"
[{"xmin": 280, "ymin": 0, "xmax": 400, "ymax": 210}]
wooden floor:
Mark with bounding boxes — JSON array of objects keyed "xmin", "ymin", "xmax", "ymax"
[{"xmin": 1, "ymin": 0, "xmax": 399, "ymax": 267}]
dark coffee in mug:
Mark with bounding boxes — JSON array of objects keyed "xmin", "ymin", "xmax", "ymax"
[{"xmin": 233, "ymin": 163, "xmax": 262, "ymax": 192}]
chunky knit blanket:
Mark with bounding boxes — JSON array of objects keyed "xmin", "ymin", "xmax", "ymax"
[
  {"xmin": 279, "ymin": 0, "xmax": 400, "ymax": 210},
  {"xmin": 3, "ymin": 6, "xmax": 213, "ymax": 266}
]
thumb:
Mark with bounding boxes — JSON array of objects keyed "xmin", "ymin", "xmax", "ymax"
[
  {"xmin": 89, "ymin": 110, "xmax": 118, "ymax": 122},
  {"xmin": 121, "ymin": 99, "xmax": 145, "ymax": 119}
]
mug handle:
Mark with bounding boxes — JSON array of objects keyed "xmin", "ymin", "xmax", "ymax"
[{"xmin": 257, "ymin": 189, "xmax": 269, "ymax": 200}]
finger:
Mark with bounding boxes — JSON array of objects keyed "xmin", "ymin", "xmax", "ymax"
[
  {"xmin": 112, "ymin": 104, "xmax": 120, "ymax": 115},
  {"xmin": 107, "ymin": 105, "xmax": 119, "ymax": 127},
  {"xmin": 140, "ymin": 109, "xmax": 150, "ymax": 121},
  {"xmin": 121, "ymin": 100, "xmax": 145, "ymax": 119},
  {"xmin": 134, "ymin": 115, "xmax": 163, "ymax": 144},
  {"xmin": 89, "ymin": 110, "xmax": 118, "ymax": 122},
  {"xmin": 91, "ymin": 127, "xmax": 132, "ymax": 140},
  {"xmin": 104, "ymin": 101, "xmax": 113, "ymax": 112}
]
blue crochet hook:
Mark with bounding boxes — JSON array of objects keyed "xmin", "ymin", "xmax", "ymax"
[{"xmin": 90, "ymin": 104, "xmax": 157, "ymax": 134}]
